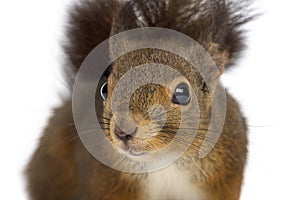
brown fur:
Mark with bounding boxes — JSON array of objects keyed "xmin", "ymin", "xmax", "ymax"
[{"xmin": 26, "ymin": 0, "xmax": 253, "ymax": 199}]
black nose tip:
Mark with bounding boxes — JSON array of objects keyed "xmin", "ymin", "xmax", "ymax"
[{"xmin": 114, "ymin": 125, "xmax": 137, "ymax": 141}]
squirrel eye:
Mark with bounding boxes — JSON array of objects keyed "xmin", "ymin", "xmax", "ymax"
[
  {"xmin": 172, "ymin": 83, "xmax": 190, "ymax": 105},
  {"xmin": 100, "ymin": 82, "xmax": 108, "ymax": 100}
]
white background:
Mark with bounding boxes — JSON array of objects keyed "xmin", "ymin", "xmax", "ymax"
[{"xmin": 1, "ymin": 0, "xmax": 300, "ymax": 199}]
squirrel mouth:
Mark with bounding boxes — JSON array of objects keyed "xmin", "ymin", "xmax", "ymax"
[
  {"xmin": 128, "ymin": 150, "xmax": 145, "ymax": 156},
  {"xmin": 119, "ymin": 144, "xmax": 146, "ymax": 156}
]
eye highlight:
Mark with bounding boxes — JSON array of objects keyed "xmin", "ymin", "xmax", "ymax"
[
  {"xmin": 100, "ymin": 82, "xmax": 108, "ymax": 100},
  {"xmin": 172, "ymin": 83, "xmax": 190, "ymax": 105}
]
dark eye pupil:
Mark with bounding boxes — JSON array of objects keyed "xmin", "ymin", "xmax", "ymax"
[
  {"xmin": 172, "ymin": 83, "xmax": 190, "ymax": 105},
  {"xmin": 100, "ymin": 82, "xmax": 108, "ymax": 100}
]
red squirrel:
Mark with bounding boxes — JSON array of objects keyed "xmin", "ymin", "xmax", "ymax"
[{"xmin": 26, "ymin": 0, "xmax": 253, "ymax": 199}]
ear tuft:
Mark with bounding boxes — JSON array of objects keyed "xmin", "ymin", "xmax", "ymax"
[{"xmin": 63, "ymin": 0, "xmax": 121, "ymax": 83}]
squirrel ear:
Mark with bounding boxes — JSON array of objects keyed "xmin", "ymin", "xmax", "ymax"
[
  {"xmin": 63, "ymin": 0, "xmax": 121, "ymax": 84},
  {"xmin": 198, "ymin": 42, "xmax": 229, "ymax": 93},
  {"xmin": 206, "ymin": 42, "xmax": 230, "ymax": 75}
]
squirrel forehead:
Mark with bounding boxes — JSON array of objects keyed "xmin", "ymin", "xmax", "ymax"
[{"xmin": 110, "ymin": 49, "xmax": 201, "ymax": 83}]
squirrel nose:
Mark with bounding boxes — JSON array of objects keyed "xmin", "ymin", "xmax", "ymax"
[{"xmin": 114, "ymin": 124, "xmax": 137, "ymax": 141}]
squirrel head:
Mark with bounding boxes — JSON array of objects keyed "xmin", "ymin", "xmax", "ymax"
[
  {"xmin": 97, "ymin": 47, "xmax": 217, "ymax": 157},
  {"xmin": 66, "ymin": 0, "xmax": 253, "ymax": 158}
]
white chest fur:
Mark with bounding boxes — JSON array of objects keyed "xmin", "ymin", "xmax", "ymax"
[{"xmin": 141, "ymin": 165, "xmax": 206, "ymax": 200}]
